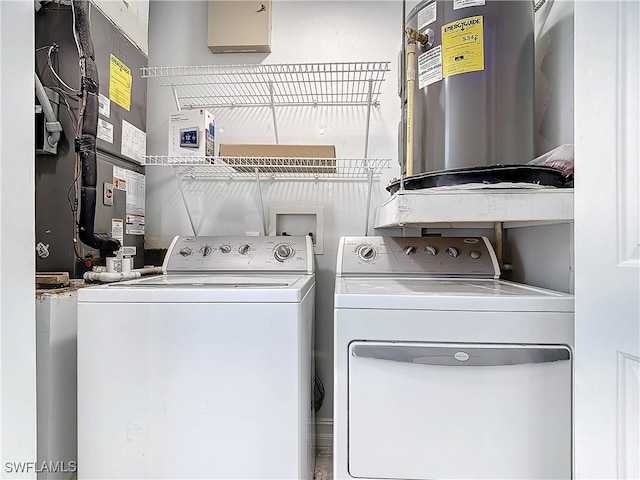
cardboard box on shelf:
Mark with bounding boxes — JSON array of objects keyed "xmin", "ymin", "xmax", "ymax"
[
  {"xmin": 218, "ymin": 144, "xmax": 336, "ymax": 174},
  {"xmin": 168, "ymin": 109, "xmax": 215, "ymax": 158}
]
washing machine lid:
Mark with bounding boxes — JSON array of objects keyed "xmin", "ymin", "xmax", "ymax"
[
  {"xmin": 334, "ymin": 277, "xmax": 573, "ymax": 312},
  {"xmin": 78, "ymin": 273, "xmax": 315, "ymax": 303}
]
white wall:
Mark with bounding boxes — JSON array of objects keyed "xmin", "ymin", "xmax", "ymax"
[
  {"xmin": 0, "ymin": 0, "xmax": 37, "ymax": 476},
  {"xmin": 534, "ymin": 0, "xmax": 574, "ymax": 155},
  {"xmin": 146, "ymin": 0, "xmax": 403, "ymax": 422}
]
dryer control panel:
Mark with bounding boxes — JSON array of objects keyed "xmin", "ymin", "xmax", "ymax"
[
  {"xmin": 337, "ymin": 236, "xmax": 500, "ymax": 278},
  {"xmin": 163, "ymin": 235, "xmax": 314, "ymax": 274}
]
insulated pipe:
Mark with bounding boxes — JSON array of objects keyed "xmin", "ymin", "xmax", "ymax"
[
  {"xmin": 405, "ymin": 35, "xmax": 417, "ymax": 177},
  {"xmin": 35, "ymin": 72, "xmax": 62, "ymax": 147},
  {"xmin": 83, "ymin": 267, "xmax": 163, "ymax": 283},
  {"xmin": 72, "ymin": 0, "xmax": 120, "ymax": 256},
  {"xmin": 398, "ymin": 0, "xmax": 407, "ymax": 192},
  {"xmin": 404, "ymin": 26, "xmax": 430, "ymax": 179}
]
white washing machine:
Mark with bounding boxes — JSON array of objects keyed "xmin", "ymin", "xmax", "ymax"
[
  {"xmin": 78, "ymin": 235, "xmax": 316, "ymax": 479},
  {"xmin": 334, "ymin": 236, "xmax": 574, "ymax": 480}
]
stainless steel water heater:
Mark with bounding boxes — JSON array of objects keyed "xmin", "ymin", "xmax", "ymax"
[{"xmin": 399, "ymin": 0, "xmax": 535, "ymax": 183}]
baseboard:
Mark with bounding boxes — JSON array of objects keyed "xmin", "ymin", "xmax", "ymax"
[{"xmin": 315, "ymin": 417, "xmax": 333, "ymax": 454}]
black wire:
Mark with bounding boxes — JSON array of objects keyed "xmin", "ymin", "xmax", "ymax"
[
  {"xmin": 48, "ymin": 86, "xmax": 80, "ymax": 134},
  {"xmin": 49, "ymin": 85, "xmax": 79, "ymax": 102},
  {"xmin": 46, "ymin": 43, "xmax": 81, "ymax": 93},
  {"xmin": 66, "ymin": 167, "xmax": 80, "ymax": 216}
]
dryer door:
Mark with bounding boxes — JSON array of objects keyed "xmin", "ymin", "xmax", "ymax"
[{"xmin": 348, "ymin": 341, "xmax": 572, "ymax": 480}]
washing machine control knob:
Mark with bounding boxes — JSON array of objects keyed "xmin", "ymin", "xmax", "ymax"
[
  {"xmin": 219, "ymin": 244, "xmax": 231, "ymax": 254},
  {"xmin": 470, "ymin": 250, "xmax": 482, "ymax": 259},
  {"xmin": 238, "ymin": 244, "xmax": 251, "ymax": 255},
  {"xmin": 179, "ymin": 247, "xmax": 193, "ymax": 257},
  {"xmin": 425, "ymin": 245, "xmax": 438, "ymax": 256},
  {"xmin": 356, "ymin": 244, "xmax": 376, "ymax": 261},
  {"xmin": 403, "ymin": 245, "xmax": 416, "ymax": 255},
  {"xmin": 446, "ymin": 246, "xmax": 459, "ymax": 258},
  {"xmin": 273, "ymin": 243, "xmax": 295, "ymax": 262},
  {"xmin": 201, "ymin": 245, "xmax": 213, "ymax": 257}
]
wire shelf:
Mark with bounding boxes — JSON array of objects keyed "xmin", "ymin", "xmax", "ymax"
[
  {"xmin": 141, "ymin": 61, "xmax": 391, "ymax": 109},
  {"xmin": 144, "ymin": 156, "xmax": 390, "ymax": 180}
]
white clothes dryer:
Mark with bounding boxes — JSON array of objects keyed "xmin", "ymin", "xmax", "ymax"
[
  {"xmin": 78, "ymin": 235, "xmax": 316, "ymax": 479},
  {"xmin": 333, "ymin": 236, "xmax": 574, "ymax": 480}
]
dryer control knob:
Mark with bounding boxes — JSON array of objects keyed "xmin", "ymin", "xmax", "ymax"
[
  {"xmin": 274, "ymin": 243, "xmax": 295, "ymax": 262},
  {"xmin": 425, "ymin": 246, "xmax": 438, "ymax": 256},
  {"xmin": 356, "ymin": 244, "xmax": 376, "ymax": 261},
  {"xmin": 470, "ymin": 250, "xmax": 481, "ymax": 259},
  {"xmin": 446, "ymin": 246, "xmax": 459, "ymax": 258},
  {"xmin": 219, "ymin": 244, "xmax": 231, "ymax": 254},
  {"xmin": 403, "ymin": 245, "xmax": 416, "ymax": 255},
  {"xmin": 238, "ymin": 244, "xmax": 251, "ymax": 255}
]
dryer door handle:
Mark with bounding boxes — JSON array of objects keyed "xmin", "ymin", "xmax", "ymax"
[{"xmin": 350, "ymin": 344, "xmax": 571, "ymax": 367}]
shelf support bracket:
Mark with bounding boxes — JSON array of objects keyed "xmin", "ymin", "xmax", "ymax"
[
  {"xmin": 255, "ymin": 167, "xmax": 268, "ymax": 236},
  {"xmin": 364, "ymin": 79, "xmax": 373, "ymax": 158},
  {"xmin": 174, "ymin": 168, "xmax": 197, "ymax": 235},
  {"xmin": 494, "ymin": 222, "xmax": 512, "ymax": 272},
  {"xmin": 172, "ymin": 86, "xmax": 181, "ymax": 111},
  {"xmin": 364, "ymin": 166, "xmax": 374, "ymax": 235},
  {"xmin": 269, "ymin": 81, "xmax": 279, "ymax": 144}
]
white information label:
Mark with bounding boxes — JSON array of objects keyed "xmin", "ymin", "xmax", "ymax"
[
  {"xmin": 97, "ymin": 118, "xmax": 114, "ymax": 144},
  {"xmin": 453, "ymin": 0, "xmax": 485, "ymax": 10},
  {"xmin": 113, "ymin": 166, "xmax": 127, "ymax": 191},
  {"xmin": 418, "ymin": 45, "xmax": 443, "ymax": 89},
  {"xmin": 418, "ymin": 1, "xmax": 437, "ymax": 30},
  {"xmin": 126, "ymin": 214, "xmax": 145, "ymax": 236},
  {"xmin": 121, "ymin": 119, "xmax": 146, "ymax": 164},
  {"xmin": 112, "ymin": 218, "xmax": 124, "ymax": 243},
  {"xmin": 98, "ymin": 93, "xmax": 111, "ymax": 118},
  {"xmin": 125, "ymin": 170, "xmax": 145, "ymax": 235}
]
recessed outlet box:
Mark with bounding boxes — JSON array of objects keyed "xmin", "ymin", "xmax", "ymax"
[{"xmin": 269, "ymin": 206, "xmax": 324, "ymax": 255}]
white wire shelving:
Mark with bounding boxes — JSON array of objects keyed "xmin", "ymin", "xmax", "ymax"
[
  {"xmin": 141, "ymin": 61, "xmax": 391, "ymax": 109},
  {"xmin": 142, "ymin": 61, "xmax": 390, "ymax": 150},
  {"xmin": 143, "ymin": 61, "xmax": 392, "ymax": 235},
  {"xmin": 144, "ymin": 156, "xmax": 390, "ymax": 180},
  {"xmin": 146, "ymin": 155, "xmax": 390, "ymax": 237}
]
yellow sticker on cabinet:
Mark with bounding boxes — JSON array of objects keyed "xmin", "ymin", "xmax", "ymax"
[
  {"xmin": 109, "ymin": 54, "xmax": 132, "ymax": 111},
  {"xmin": 441, "ymin": 15, "xmax": 484, "ymax": 78}
]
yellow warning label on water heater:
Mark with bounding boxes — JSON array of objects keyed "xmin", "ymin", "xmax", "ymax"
[
  {"xmin": 109, "ymin": 54, "xmax": 132, "ymax": 112},
  {"xmin": 441, "ymin": 15, "xmax": 484, "ymax": 78}
]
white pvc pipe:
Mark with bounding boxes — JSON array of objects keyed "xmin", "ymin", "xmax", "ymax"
[{"xmin": 84, "ymin": 267, "xmax": 163, "ymax": 283}]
